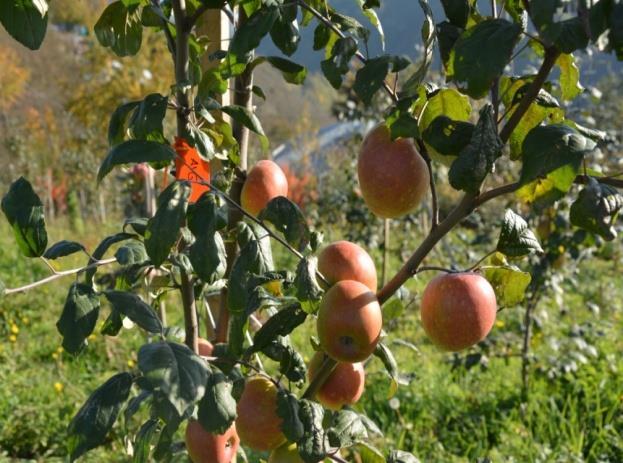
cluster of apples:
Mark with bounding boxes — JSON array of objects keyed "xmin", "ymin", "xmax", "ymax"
[
  {"xmin": 185, "ymin": 124, "xmax": 498, "ymax": 462},
  {"xmin": 358, "ymin": 124, "xmax": 498, "ymax": 350}
]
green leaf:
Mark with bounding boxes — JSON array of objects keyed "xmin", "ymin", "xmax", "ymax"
[
  {"xmin": 418, "ymin": 88, "xmax": 471, "ymax": 133},
  {"xmin": 356, "ymin": 442, "xmax": 385, "ymax": 462},
  {"xmin": 357, "ymin": 0, "xmax": 385, "ymax": 49},
  {"xmin": 108, "ymin": 101, "xmax": 140, "ymax": 146},
  {"xmin": 321, "ymin": 37, "xmax": 357, "ymax": 89},
  {"xmin": 422, "ymin": 116, "xmax": 474, "ymax": 158},
  {"xmin": 436, "ymin": 21, "xmax": 462, "ymax": 71},
  {"xmin": 94, "ymin": 1, "xmax": 142, "ymax": 57},
  {"xmin": 557, "ymin": 53, "xmax": 583, "ymax": 101},
  {"xmin": 441, "ymin": 0, "xmax": 469, "ymax": 28},
  {"xmin": 221, "ymin": 105, "xmax": 268, "ymax": 151},
  {"xmin": 570, "ymin": 177, "xmax": 623, "ymax": 241},
  {"xmin": 504, "ymin": 0, "xmax": 527, "ymax": 28},
  {"xmin": 482, "ymin": 263, "xmax": 532, "ymax": 307},
  {"xmin": 262, "ymin": 337, "xmax": 307, "ymax": 382},
  {"xmin": 229, "ymin": 6, "xmax": 278, "ymax": 58},
  {"xmin": 227, "ymin": 312, "xmax": 249, "ymax": 358},
  {"xmin": 187, "ymin": 194, "xmax": 227, "ymax": 283},
  {"xmin": 0, "ymin": 0, "xmax": 48, "ymax": 50},
  {"xmin": 265, "ymin": 56, "xmax": 307, "ymax": 85},
  {"xmin": 508, "ymin": 103, "xmax": 564, "ymax": 161},
  {"xmin": 145, "ymin": 181, "xmax": 191, "ymax": 267},
  {"xmin": 530, "ymin": 2, "xmax": 589, "ymax": 53},
  {"xmin": 386, "ymin": 111, "xmax": 420, "ymax": 140},
  {"xmin": 86, "ymin": 232, "xmax": 135, "ymax": 284},
  {"xmin": 293, "ymin": 257, "xmax": 323, "ymax": 314},
  {"xmin": 313, "ymin": 23, "xmax": 332, "ymax": 50},
  {"xmin": 57, "ymin": 283, "xmax": 101, "ymax": 354},
  {"xmin": 0, "ymin": 279, "xmax": 5, "ymax": 300},
  {"xmin": 44, "ymin": 240, "xmax": 86, "ymax": 260},
  {"xmin": 449, "ymin": 105, "xmax": 503, "ymax": 193},
  {"xmin": 388, "ymin": 450, "xmax": 421, "ymax": 463},
  {"xmin": 354, "ymin": 56, "xmax": 391, "ymax": 106},
  {"xmin": 277, "ymin": 389, "xmax": 305, "ymax": 442},
  {"xmin": 97, "ymin": 140, "xmax": 176, "ymax": 183},
  {"xmin": 327, "ymin": 410, "xmax": 380, "ymax": 449},
  {"xmin": 133, "ymin": 419, "xmax": 159, "ymax": 463},
  {"xmin": 188, "ymin": 124, "xmax": 216, "ymax": 160},
  {"xmin": 373, "ymin": 342, "xmax": 410, "ymax": 398},
  {"xmin": 104, "ymin": 291, "xmax": 163, "ymax": 334},
  {"xmin": 101, "ymin": 309, "xmax": 124, "ymax": 336},
  {"xmin": 297, "ymin": 400, "xmax": 327, "ymax": 462},
  {"xmin": 129, "ymin": 93, "xmax": 168, "ymax": 142},
  {"xmin": 247, "ymin": 304, "xmax": 307, "ymax": 355},
  {"xmin": 138, "ymin": 341, "xmax": 209, "ymax": 416},
  {"xmin": 197, "ymin": 69, "xmax": 228, "ymax": 103},
  {"xmin": 227, "ymin": 237, "xmax": 274, "ymax": 313},
  {"xmin": 198, "ymin": 369, "xmax": 237, "ymax": 434},
  {"xmin": 382, "ymin": 297, "xmax": 405, "ymax": 321},
  {"xmin": 1, "ymin": 177, "xmax": 48, "ymax": 257},
  {"xmin": 259, "ymin": 196, "xmax": 310, "ymax": 251},
  {"xmin": 517, "ymin": 125, "xmax": 595, "ymax": 207},
  {"xmin": 114, "ymin": 240, "xmax": 148, "ymax": 266},
  {"xmin": 496, "ymin": 209, "xmax": 543, "ymax": 257},
  {"xmin": 67, "ymin": 372, "xmax": 133, "ymax": 462},
  {"xmin": 270, "ymin": 7, "xmax": 300, "ymax": 56},
  {"xmin": 448, "ymin": 19, "xmax": 521, "ymax": 98}
]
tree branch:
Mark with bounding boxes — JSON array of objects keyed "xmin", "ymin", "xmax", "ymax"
[
  {"xmin": 172, "ymin": 0, "xmax": 199, "ymax": 353},
  {"xmin": 417, "ymin": 139, "xmax": 438, "ymax": 230},
  {"xmin": 187, "ymin": 4, "xmax": 211, "ymax": 29},
  {"xmin": 4, "ymin": 258, "xmax": 117, "ymax": 295},
  {"xmin": 499, "ymin": 46, "xmax": 561, "ymax": 143},
  {"xmin": 376, "ymin": 193, "xmax": 478, "ymax": 304}
]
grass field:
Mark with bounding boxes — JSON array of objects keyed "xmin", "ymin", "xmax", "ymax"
[{"xmin": 0, "ymin": 219, "xmax": 622, "ymax": 462}]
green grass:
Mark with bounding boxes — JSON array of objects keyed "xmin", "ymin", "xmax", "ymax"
[{"xmin": 1, "ymin": 220, "xmax": 622, "ymax": 462}]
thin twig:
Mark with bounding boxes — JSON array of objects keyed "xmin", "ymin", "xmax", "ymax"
[
  {"xmin": 499, "ymin": 46, "xmax": 561, "ymax": 143},
  {"xmin": 40, "ymin": 257, "xmax": 58, "ymax": 275},
  {"xmin": 417, "ymin": 140, "xmax": 439, "ymax": 230},
  {"xmin": 4, "ymin": 258, "xmax": 117, "ymax": 295},
  {"xmin": 466, "ymin": 250, "xmax": 497, "ymax": 271}
]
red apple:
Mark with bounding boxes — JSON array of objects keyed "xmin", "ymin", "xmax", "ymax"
[
  {"xmin": 358, "ymin": 124, "xmax": 429, "ymax": 218},
  {"xmin": 307, "ymin": 351, "xmax": 365, "ymax": 410},
  {"xmin": 185, "ymin": 420, "xmax": 239, "ymax": 463},
  {"xmin": 317, "ymin": 241, "xmax": 377, "ymax": 291},
  {"xmin": 240, "ymin": 160, "xmax": 288, "ymax": 216},
  {"xmin": 316, "ymin": 280, "xmax": 382, "ymax": 362},
  {"xmin": 235, "ymin": 376, "xmax": 286, "ymax": 451},
  {"xmin": 420, "ymin": 272, "xmax": 497, "ymax": 351}
]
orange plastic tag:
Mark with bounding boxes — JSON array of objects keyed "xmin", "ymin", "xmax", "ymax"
[{"xmin": 174, "ymin": 137, "xmax": 211, "ymax": 203}]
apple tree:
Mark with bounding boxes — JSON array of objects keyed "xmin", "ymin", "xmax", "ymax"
[{"xmin": 1, "ymin": 0, "xmax": 622, "ymax": 461}]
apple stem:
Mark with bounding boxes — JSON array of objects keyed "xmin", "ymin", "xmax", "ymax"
[{"xmin": 417, "ymin": 140, "xmax": 439, "ymax": 231}]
